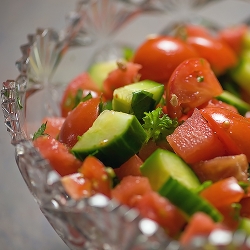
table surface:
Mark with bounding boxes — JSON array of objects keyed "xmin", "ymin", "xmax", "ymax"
[{"xmin": 1, "ymin": 0, "xmax": 250, "ymax": 249}]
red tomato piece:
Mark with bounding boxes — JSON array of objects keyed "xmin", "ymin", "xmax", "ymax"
[
  {"xmin": 199, "ymin": 98, "xmax": 238, "ymax": 113},
  {"xmin": 112, "ymin": 176, "xmax": 152, "ymax": 207},
  {"xmin": 201, "ymin": 107, "xmax": 250, "ymax": 161},
  {"xmin": 61, "ymin": 173, "xmax": 92, "ymax": 200},
  {"xmin": 186, "ymin": 36, "xmax": 238, "ymax": 75},
  {"xmin": 240, "ymin": 197, "xmax": 250, "ymax": 218},
  {"xmin": 218, "ymin": 24, "xmax": 248, "ymax": 55},
  {"xmin": 60, "ymin": 72, "xmax": 101, "ymax": 117},
  {"xmin": 200, "ymin": 177, "xmax": 245, "ymax": 208},
  {"xmin": 217, "ymin": 204, "xmax": 240, "ymax": 230},
  {"xmin": 167, "ymin": 109, "xmax": 226, "ymax": 164},
  {"xmin": 180, "ymin": 212, "xmax": 222, "ymax": 245},
  {"xmin": 42, "ymin": 116, "xmax": 65, "ymax": 139},
  {"xmin": 135, "ymin": 191, "xmax": 186, "ymax": 238},
  {"xmin": 166, "ymin": 58, "xmax": 223, "ymax": 119},
  {"xmin": 192, "ymin": 154, "xmax": 249, "ymax": 183},
  {"xmin": 114, "ymin": 155, "xmax": 143, "ymax": 180},
  {"xmin": 133, "ymin": 36, "xmax": 198, "ymax": 84},
  {"xmin": 175, "ymin": 24, "xmax": 214, "ymax": 40},
  {"xmin": 58, "ymin": 98, "xmax": 100, "ymax": 148},
  {"xmin": 183, "ymin": 24, "xmax": 214, "ymax": 38},
  {"xmin": 103, "ymin": 61, "xmax": 141, "ymax": 100},
  {"xmin": 33, "ymin": 136, "xmax": 82, "ymax": 176},
  {"xmin": 79, "ymin": 156, "xmax": 112, "ymax": 198}
]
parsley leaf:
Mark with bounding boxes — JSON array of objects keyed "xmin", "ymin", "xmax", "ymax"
[
  {"xmin": 32, "ymin": 122, "xmax": 48, "ymax": 140},
  {"xmin": 142, "ymin": 107, "xmax": 179, "ymax": 142},
  {"xmin": 74, "ymin": 90, "xmax": 92, "ymax": 108}
]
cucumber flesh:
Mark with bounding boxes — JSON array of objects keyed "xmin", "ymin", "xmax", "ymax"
[
  {"xmin": 88, "ymin": 61, "xmax": 118, "ymax": 90},
  {"xmin": 113, "ymin": 80, "xmax": 164, "ymax": 118},
  {"xmin": 140, "ymin": 148, "xmax": 200, "ymax": 191},
  {"xmin": 159, "ymin": 176, "xmax": 223, "ymax": 222},
  {"xmin": 238, "ymin": 217, "xmax": 250, "ymax": 235},
  {"xmin": 72, "ymin": 110, "xmax": 147, "ymax": 168}
]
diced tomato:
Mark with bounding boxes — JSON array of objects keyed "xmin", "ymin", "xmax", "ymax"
[
  {"xmin": 33, "ymin": 136, "xmax": 82, "ymax": 176},
  {"xmin": 218, "ymin": 24, "xmax": 248, "ymax": 55},
  {"xmin": 217, "ymin": 204, "xmax": 240, "ymax": 230},
  {"xmin": 133, "ymin": 36, "xmax": 198, "ymax": 84},
  {"xmin": 166, "ymin": 58, "xmax": 223, "ymax": 119},
  {"xmin": 61, "ymin": 173, "xmax": 92, "ymax": 200},
  {"xmin": 60, "ymin": 72, "xmax": 101, "ymax": 117},
  {"xmin": 240, "ymin": 197, "xmax": 250, "ymax": 218},
  {"xmin": 240, "ymin": 87, "xmax": 250, "ymax": 104},
  {"xmin": 58, "ymin": 98, "xmax": 100, "ymax": 148},
  {"xmin": 42, "ymin": 116, "xmax": 65, "ymax": 139},
  {"xmin": 167, "ymin": 109, "xmax": 226, "ymax": 164},
  {"xmin": 79, "ymin": 156, "xmax": 112, "ymax": 198},
  {"xmin": 135, "ymin": 191, "xmax": 186, "ymax": 238},
  {"xmin": 201, "ymin": 107, "xmax": 250, "ymax": 161},
  {"xmin": 114, "ymin": 155, "xmax": 143, "ymax": 180},
  {"xmin": 138, "ymin": 140, "xmax": 160, "ymax": 162},
  {"xmin": 192, "ymin": 154, "xmax": 249, "ymax": 183},
  {"xmin": 199, "ymin": 98, "xmax": 238, "ymax": 113},
  {"xmin": 175, "ymin": 24, "xmax": 214, "ymax": 40},
  {"xmin": 103, "ymin": 61, "xmax": 141, "ymax": 100},
  {"xmin": 180, "ymin": 212, "xmax": 222, "ymax": 245},
  {"xmin": 186, "ymin": 36, "xmax": 238, "ymax": 75},
  {"xmin": 112, "ymin": 176, "xmax": 152, "ymax": 207},
  {"xmin": 200, "ymin": 177, "xmax": 245, "ymax": 208}
]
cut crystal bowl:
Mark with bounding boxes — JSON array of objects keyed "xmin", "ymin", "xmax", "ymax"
[{"xmin": 2, "ymin": 0, "xmax": 250, "ymax": 249}]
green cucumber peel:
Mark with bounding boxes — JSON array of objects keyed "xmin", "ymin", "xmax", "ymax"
[
  {"xmin": 72, "ymin": 110, "xmax": 147, "ymax": 168},
  {"xmin": 159, "ymin": 176, "xmax": 223, "ymax": 222}
]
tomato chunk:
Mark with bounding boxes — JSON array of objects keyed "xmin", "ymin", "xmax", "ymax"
[
  {"xmin": 240, "ymin": 197, "xmax": 250, "ymax": 218},
  {"xmin": 218, "ymin": 24, "xmax": 248, "ymax": 55},
  {"xmin": 42, "ymin": 116, "xmax": 65, "ymax": 139},
  {"xmin": 174, "ymin": 24, "xmax": 212, "ymax": 41},
  {"xmin": 33, "ymin": 136, "xmax": 82, "ymax": 176},
  {"xmin": 114, "ymin": 155, "xmax": 143, "ymax": 180},
  {"xmin": 135, "ymin": 191, "xmax": 186, "ymax": 238},
  {"xmin": 112, "ymin": 176, "xmax": 152, "ymax": 207},
  {"xmin": 133, "ymin": 36, "xmax": 198, "ymax": 84},
  {"xmin": 60, "ymin": 72, "xmax": 101, "ymax": 117},
  {"xmin": 186, "ymin": 36, "xmax": 238, "ymax": 75},
  {"xmin": 192, "ymin": 154, "xmax": 249, "ymax": 183},
  {"xmin": 200, "ymin": 177, "xmax": 245, "ymax": 208},
  {"xmin": 167, "ymin": 58, "xmax": 223, "ymax": 119},
  {"xmin": 180, "ymin": 212, "xmax": 222, "ymax": 245},
  {"xmin": 103, "ymin": 61, "xmax": 141, "ymax": 100},
  {"xmin": 201, "ymin": 107, "xmax": 250, "ymax": 161},
  {"xmin": 79, "ymin": 156, "xmax": 112, "ymax": 198},
  {"xmin": 58, "ymin": 98, "xmax": 100, "ymax": 148},
  {"xmin": 61, "ymin": 173, "xmax": 92, "ymax": 200},
  {"xmin": 167, "ymin": 109, "xmax": 226, "ymax": 164}
]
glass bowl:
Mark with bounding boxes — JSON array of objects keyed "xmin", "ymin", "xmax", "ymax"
[{"xmin": 2, "ymin": 0, "xmax": 250, "ymax": 249}]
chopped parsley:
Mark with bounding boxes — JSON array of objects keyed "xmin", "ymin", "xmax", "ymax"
[
  {"xmin": 74, "ymin": 90, "xmax": 92, "ymax": 108},
  {"xmin": 142, "ymin": 107, "xmax": 179, "ymax": 142},
  {"xmin": 32, "ymin": 122, "xmax": 48, "ymax": 140}
]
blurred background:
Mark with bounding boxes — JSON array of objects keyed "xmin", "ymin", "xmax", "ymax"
[{"xmin": 1, "ymin": 0, "xmax": 250, "ymax": 249}]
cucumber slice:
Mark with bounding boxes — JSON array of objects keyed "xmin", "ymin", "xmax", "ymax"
[
  {"xmin": 159, "ymin": 176, "xmax": 223, "ymax": 222},
  {"xmin": 72, "ymin": 110, "xmax": 147, "ymax": 168},
  {"xmin": 239, "ymin": 217, "xmax": 250, "ymax": 235},
  {"xmin": 140, "ymin": 148, "xmax": 200, "ymax": 191},
  {"xmin": 88, "ymin": 61, "xmax": 118, "ymax": 90},
  {"xmin": 113, "ymin": 80, "xmax": 164, "ymax": 120},
  {"xmin": 217, "ymin": 90, "xmax": 250, "ymax": 115}
]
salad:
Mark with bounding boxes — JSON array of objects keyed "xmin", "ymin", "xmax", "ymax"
[{"xmin": 32, "ymin": 23, "xmax": 250, "ymax": 245}]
